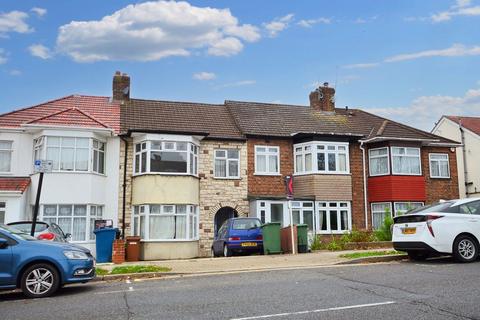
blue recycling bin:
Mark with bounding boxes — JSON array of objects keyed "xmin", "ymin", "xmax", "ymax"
[{"xmin": 94, "ymin": 228, "xmax": 118, "ymax": 263}]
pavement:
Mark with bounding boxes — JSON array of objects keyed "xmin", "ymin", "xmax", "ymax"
[
  {"xmin": 98, "ymin": 249, "xmax": 404, "ymax": 278},
  {"xmin": 2, "ymin": 257, "xmax": 479, "ymax": 319}
]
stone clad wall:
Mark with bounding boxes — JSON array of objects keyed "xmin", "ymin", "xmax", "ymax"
[
  {"xmin": 198, "ymin": 140, "xmax": 249, "ymax": 257},
  {"xmin": 118, "ymin": 137, "xmax": 133, "ymax": 237}
]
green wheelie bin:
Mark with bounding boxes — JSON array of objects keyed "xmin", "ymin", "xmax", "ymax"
[
  {"xmin": 296, "ymin": 224, "xmax": 308, "ymax": 253},
  {"xmin": 261, "ymin": 222, "xmax": 282, "ymax": 254}
]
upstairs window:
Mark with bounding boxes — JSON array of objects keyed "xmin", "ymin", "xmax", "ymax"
[
  {"xmin": 429, "ymin": 153, "xmax": 450, "ymax": 178},
  {"xmin": 134, "ymin": 140, "xmax": 198, "ymax": 175},
  {"xmin": 391, "ymin": 147, "xmax": 421, "ymax": 175},
  {"xmin": 369, "ymin": 147, "xmax": 389, "ymax": 176},
  {"xmin": 294, "ymin": 142, "xmax": 349, "ymax": 174},
  {"xmin": 255, "ymin": 146, "xmax": 279, "ymax": 175},
  {"xmin": 214, "ymin": 149, "xmax": 240, "ymax": 178},
  {"xmin": 0, "ymin": 141, "xmax": 12, "ymax": 173},
  {"xmin": 34, "ymin": 136, "xmax": 105, "ymax": 173}
]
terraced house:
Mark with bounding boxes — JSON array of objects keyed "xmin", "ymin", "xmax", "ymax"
[{"xmin": 0, "ymin": 73, "xmax": 460, "ymax": 259}]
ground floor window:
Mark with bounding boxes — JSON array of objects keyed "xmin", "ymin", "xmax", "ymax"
[
  {"xmin": 41, "ymin": 204, "xmax": 104, "ymax": 242},
  {"xmin": 393, "ymin": 202, "xmax": 424, "ymax": 217},
  {"xmin": 132, "ymin": 204, "xmax": 198, "ymax": 241},
  {"xmin": 291, "ymin": 201, "xmax": 314, "ymax": 231},
  {"xmin": 371, "ymin": 203, "xmax": 392, "ymax": 230},
  {"xmin": 316, "ymin": 201, "xmax": 351, "ymax": 234},
  {"xmin": 0, "ymin": 202, "xmax": 5, "ymax": 224}
]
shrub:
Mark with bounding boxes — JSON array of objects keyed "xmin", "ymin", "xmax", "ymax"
[
  {"xmin": 340, "ymin": 227, "xmax": 375, "ymax": 243},
  {"xmin": 310, "ymin": 235, "xmax": 323, "ymax": 250},
  {"xmin": 374, "ymin": 215, "xmax": 394, "ymax": 241}
]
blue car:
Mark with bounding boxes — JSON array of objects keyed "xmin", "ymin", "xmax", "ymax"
[
  {"xmin": 0, "ymin": 224, "xmax": 95, "ymax": 298},
  {"xmin": 212, "ymin": 217, "xmax": 263, "ymax": 257}
]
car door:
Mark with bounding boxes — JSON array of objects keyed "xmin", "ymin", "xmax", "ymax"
[
  {"xmin": 0, "ymin": 232, "xmax": 14, "ymax": 286},
  {"xmin": 460, "ymin": 200, "xmax": 480, "ymax": 240}
]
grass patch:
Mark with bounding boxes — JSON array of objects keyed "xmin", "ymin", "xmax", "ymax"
[
  {"xmin": 96, "ymin": 265, "xmax": 171, "ymax": 276},
  {"xmin": 339, "ymin": 250, "xmax": 404, "ymax": 259}
]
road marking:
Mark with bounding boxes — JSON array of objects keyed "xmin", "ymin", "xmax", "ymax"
[
  {"xmin": 230, "ymin": 301, "xmax": 396, "ymax": 320},
  {"xmin": 94, "ymin": 288, "xmax": 136, "ymax": 295}
]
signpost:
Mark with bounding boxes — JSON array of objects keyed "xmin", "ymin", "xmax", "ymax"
[
  {"xmin": 31, "ymin": 160, "xmax": 53, "ymax": 236},
  {"xmin": 284, "ymin": 175, "xmax": 295, "ymax": 254}
]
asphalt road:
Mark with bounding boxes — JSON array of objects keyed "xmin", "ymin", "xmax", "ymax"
[{"xmin": 1, "ymin": 257, "xmax": 480, "ymax": 320}]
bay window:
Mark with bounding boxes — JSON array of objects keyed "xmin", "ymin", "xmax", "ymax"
[
  {"xmin": 316, "ymin": 201, "xmax": 351, "ymax": 233},
  {"xmin": 34, "ymin": 136, "xmax": 106, "ymax": 173},
  {"xmin": 429, "ymin": 153, "xmax": 450, "ymax": 178},
  {"xmin": 391, "ymin": 147, "xmax": 421, "ymax": 175},
  {"xmin": 371, "ymin": 202, "xmax": 392, "ymax": 230},
  {"xmin": 369, "ymin": 147, "xmax": 389, "ymax": 176},
  {"xmin": 132, "ymin": 204, "xmax": 198, "ymax": 240},
  {"xmin": 0, "ymin": 141, "xmax": 12, "ymax": 172},
  {"xmin": 134, "ymin": 140, "xmax": 198, "ymax": 175},
  {"xmin": 294, "ymin": 142, "xmax": 349, "ymax": 174},
  {"xmin": 214, "ymin": 149, "xmax": 240, "ymax": 178},
  {"xmin": 393, "ymin": 202, "xmax": 423, "ymax": 217},
  {"xmin": 291, "ymin": 201, "xmax": 314, "ymax": 231},
  {"xmin": 41, "ymin": 204, "xmax": 103, "ymax": 242},
  {"xmin": 255, "ymin": 146, "xmax": 279, "ymax": 175}
]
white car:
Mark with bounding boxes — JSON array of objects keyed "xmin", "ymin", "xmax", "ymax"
[{"xmin": 393, "ymin": 198, "xmax": 480, "ymax": 262}]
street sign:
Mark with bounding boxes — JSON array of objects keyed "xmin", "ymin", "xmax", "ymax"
[{"xmin": 34, "ymin": 160, "xmax": 53, "ymax": 173}]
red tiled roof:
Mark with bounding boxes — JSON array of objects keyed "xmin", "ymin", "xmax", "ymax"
[
  {"xmin": 446, "ymin": 116, "xmax": 480, "ymax": 136},
  {"xmin": 0, "ymin": 95, "xmax": 120, "ymax": 133},
  {"xmin": 0, "ymin": 177, "xmax": 31, "ymax": 193}
]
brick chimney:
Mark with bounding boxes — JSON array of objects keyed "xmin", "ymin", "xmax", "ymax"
[
  {"xmin": 309, "ymin": 82, "xmax": 335, "ymax": 113},
  {"xmin": 112, "ymin": 71, "xmax": 130, "ymax": 102}
]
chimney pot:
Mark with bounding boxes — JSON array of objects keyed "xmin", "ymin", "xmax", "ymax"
[
  {"xmin": 323, "ymin": 82, "xmax": 329, "ymax": 87},
  {"xmin": 309, "ymin": 82, "xmax": 335, "ymax": 113}
]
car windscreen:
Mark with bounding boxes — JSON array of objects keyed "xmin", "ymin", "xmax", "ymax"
[
  {"xmin": 407, "ymin": 201, "xmax": 454, "ymax": 214},
  {"xmin": 232, "ymin": 219, "xmax": 261, "ymax": 230},
  {"xmin": 8, "ymin": 222, "xmax": 48, "ymax": 233},
  {"xmin": 0, "ymin": 224, "xmax": 36, "ymax": 241}
]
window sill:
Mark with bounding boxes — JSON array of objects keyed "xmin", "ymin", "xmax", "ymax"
[
  {"xmin": 293, "ymin": 172, "xmax": 351, "ymax": 176},
  {"xmin": 133, "ymin": 172, "xmax": 199, "ymax": 178},
  {"xmin": 430, "ymin": 176, "xmax": 451, "ymax": 179},
  {"xmin": 253, "ymin": 173, "xmax": 282, "ymax": 176},
  {"xmin": 391, "ymin": 173, "xmax": 422, "ymax": 176},
  {"xmin": 213, "ymin": 177, "xmax": 241, "ymax": 180},
  {"xmin": 369, "ymin": 173, "xmax": 390, "ymax": 177},
  {"xmin": 32, "ymin": 171, "xmax": 107, "ymax": 177}
]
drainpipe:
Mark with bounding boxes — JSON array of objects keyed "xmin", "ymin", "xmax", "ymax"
[
  {"xmin": 359, "ymin": 141, "xmax": 369, "ymax": 230},
  {"xmin": 459, "ymin": 123, "xmax": 469, "ymax": 197},
  {"xmin": 119, "ymin": 135, "xmax": 128, "ymax": 239}
]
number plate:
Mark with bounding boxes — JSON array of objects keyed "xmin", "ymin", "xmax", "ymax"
[
  {"xmin": 241, "ymin": 242, "xmax": 257, "ymax": 247},
  {"xmin": 402, "ymin": 227, "xmax": 416, "ymax": 235}
]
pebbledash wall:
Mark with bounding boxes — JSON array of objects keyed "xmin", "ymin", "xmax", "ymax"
[{"xmin": 198, "ymin": 140, "xmax": 249, "ymax": 257}]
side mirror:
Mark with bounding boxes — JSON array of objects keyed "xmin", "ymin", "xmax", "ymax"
[
  {"xmin": 0, "ymin": 238, "xmax": 9, "ymax": 249},
  {"xmin": 64, "ymin": 233, "xmax": 72, "ymax": 239}
]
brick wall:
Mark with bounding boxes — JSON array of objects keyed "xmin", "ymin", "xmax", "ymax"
[
  {"xmin": 247, "ymin": 138, "xmax": 293, "ymax": 197},
  {"xmin": 422, "ymin": 146, "xmax": 459, "ymax": 203},
  {"xmin": 198, "ymin": 140, "xmax": 249, "ymax": 257},
  {"xmin": 350, "ymin": 142, "xmax": 367, "ymax": 229}
]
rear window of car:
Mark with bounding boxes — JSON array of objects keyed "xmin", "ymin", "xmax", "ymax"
[
  {"xmin": 407, "ymin": 201, "xmax": 455, "ymax": 214},
  {"xmin": 0, "ymin": 224, "xmax": 36, "ymax": 241},
  {"xmin": 8, "ymin": 223, "xmax": 48, "ymax": 233},
  {"xmin": 232, "ymin": 219, "xmax": 261, "ymax": 230}
]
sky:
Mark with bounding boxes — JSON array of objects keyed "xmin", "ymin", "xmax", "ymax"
[{"xmin": 0, "ymin": 0, "xmax": 479, "ymax": 131}]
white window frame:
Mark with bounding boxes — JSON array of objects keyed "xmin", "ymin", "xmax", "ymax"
[
  {"xmin": 40, "ymin": 204, "xmax": 103, "ymax": 243},
  {"xmin": 393, "ymin": 202, "xmax": 424, "ymax": 217},
  {"xmin": 214, "ymin": 149, "xmax": 240, "ymax": 179},
  {"xmin": 92, "ymin": 140, "xmax": 106, "ymax": 174},
  {"xmin": 391, "ymin": 147, "xmax": 422, "ymax": 176},
  {"xmin": 33, "ymin": 136, "xmax": 106, "ymax": 174},
  {"xmin": 291, "ymin": 201, "xmax": 315, "ymax": 231},
  {"xmin": 371, "ymin": 202, "xmax": 392, "ymax": 230},
  {"xmin": 132, "ymin": 204, "xmax": 199, "ymax": 241},
  {"xmin": 0, "ymin": 140, "xmax": 13, "ymax": 173},
  {"xmin": 368, "ymin": 147, "xmax": 390, "ymax": 177},
  {"xmin": 255, "ymin": 200, "xmax": 288, "ymax": 226},
  {"xmin": 254, "ymin": 146, "xmax": 280, "ymax": 175},
  {"xmin": 293, "ymin": 141, "xmax": 350, "ymax": 175},
  {"xmin": 316, "ymin": 201, "xmax": 351, "ymax": 234},
  {"xmin": 133, "ymin": 140, "xmax": 199, "ymax": 176},
  {"xmin": 0, "ymin": 201, "xmax": 5, "ymax": 224},
  {"xmin": 429, "ymin": 153, "xmax": 450, "ymax": 178}
]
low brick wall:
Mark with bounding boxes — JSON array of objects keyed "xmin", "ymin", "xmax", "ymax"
[{"xmin": 112, "ymin": 239, "xmax": 126, "ymax": 264}]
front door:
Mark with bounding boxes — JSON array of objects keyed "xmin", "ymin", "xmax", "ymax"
[{"xmin": 214, "ymin": 207, "xmax": 237, "ymax": 236}]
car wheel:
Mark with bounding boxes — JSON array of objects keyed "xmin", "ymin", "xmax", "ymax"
[
  {"xmin": 453, "ymin": 235, "xmax": 479, "ymax": 263},
  {"xmin": 223, "ymin": 244, "xmax": 232, "ymax": 257},
  {"xmin": 407, "ymin": 251, "xmax": 429, "ymax": 261},
  {"xmin": 21, "ymin": 263, "xmax": 60, "ymax": 298}
]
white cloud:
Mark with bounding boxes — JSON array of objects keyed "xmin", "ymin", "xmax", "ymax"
[
  {"xmin": 385, "ymin": 44, "xmax": 480, "ymax": 62},
  {"xmin": 364, "ymin": 84, "xmax": 480, "ymax": 131},
  {"xmin": 430, "ymin": 0, "xmax": 480, "ymax": 22},
  {"xmin": 0, "ymin": 49, "xmax": 7, "ymax": 64},
  {"xmin": 215, "ymin": 80, "xmax": 256, "ymax": 89},
  {"xmin": 0, "ymin": 10, "xmax": 33, "ymax": 37},
  {"xmin": 263, "ymin": 14, "xmax": 294, "ymax": 37},
  {"xmin": 9, "ymin": 69, "xmax": 21, "ymax": 76},
  {"xmin": 28, "ymin": 44, "xmax": 53, "ymax": 59},
  {"xmin": 342, "ymin": 62, "xmax": 379, "ymax": 69},
  {"xmin": 31, "ymin": 7, "xmax": 47, "ymax": 17},
  {"xmin": 193, "ymin": 71, "xmax": 216, "ymax": 81},
  {"xmin": 297, "ymin": 17, "xmax": 330, "ymax": 28},
  {"xmin": 56, "ymin": 1, "xmax": 260, "ymax": 62}
]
